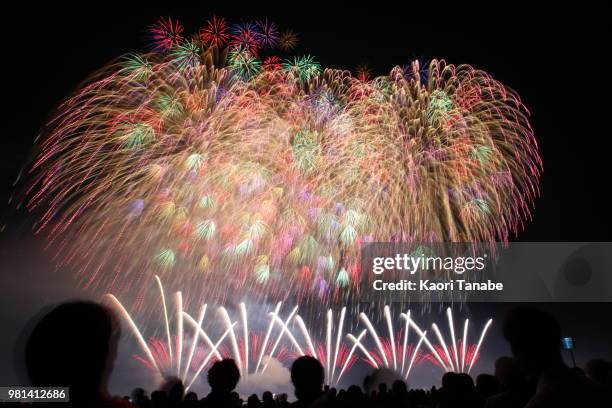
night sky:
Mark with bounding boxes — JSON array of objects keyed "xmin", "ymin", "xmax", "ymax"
[{"xmin": 1, "ymin": 3, "xmax": 610, "ymax": 397}]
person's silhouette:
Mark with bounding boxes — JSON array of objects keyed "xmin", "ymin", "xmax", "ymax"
[
  {"xmin": 23, "ymin": 301, "xmax": 129, "ymax": 407},
  {"xmin": 261, "ymin": 390, "xmax": 275, "ymax": 408},
  {"xmin": 585, "ymin": 358, "xmax": 612, "ymax": 386},
  {"xmin": 485, "ymin": 356, "xmax": 533, "ymax": 408},
  {"xmin": 246, "ymin": 393, "xmax": 261, "ymax": 408},
  {"xmin": 290, "ymin": 356, "xmax": 328, "ymax": 407},
  {"xmin": 476, "ymin": 373, "xmax": 500, "ymax": 399},
  {"xmin": 202, "ymin": 358, "xmax": 241, "ymax": 408},
  {"xmin": 160, "ymin": 377, "xmax": 184, "ymax": 406},
  {"xmin": 503, "ymin": 307, "xmax": 610, "ymax": 407}
]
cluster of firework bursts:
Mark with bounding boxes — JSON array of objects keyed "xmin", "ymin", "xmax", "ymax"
[
  {"xmin": 105, "ymin": 277, "xmax": 492, "ymax": 388},
  {"xmin": 19, "ymin": 15, "xmax": 542, "ymax": 305}
]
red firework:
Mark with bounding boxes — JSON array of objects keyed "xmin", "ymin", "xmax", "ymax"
[
  {"xmin": 424, "ymin": 342, "xmax": 480, "ymax": 373},
  {"xmin": 263, "ymin": 56, "xmax": 283, "ymax": 71},
  {"xmin": 149, "ymin": 17, "xmax": 184, "ymax": 52},
  {"xmin": 200, "ymin": 15, "xmax": 230, "ymax": 48}
]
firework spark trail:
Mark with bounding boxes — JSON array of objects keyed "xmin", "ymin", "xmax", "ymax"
[
  {"xmin": 240, "ymin": 303, "xmax": 249, "ymax": 376},
  {"xmin": 346, "ymin": 332, "xmax": 378, "ymax": 367},
  {"xmin": 110, "ymin": 283, "xmax": 493, "ymax": 386},
  {"xmin": 406, "ymin": 331, "xmax": 427, "ymax": 379},
  {"xmin": 155, "ymin": 276, "xmax": 173, "ymax": 370},
  {"xmin": 104, "ymin": 294, "xmax": 160, "ymax": 373},
  {"xmin": 448, "ymin": 308, "xmax": 460, "ymax": 371},
  {"xmin": 294, "ymin": 315, "xmax": 317, "ymax": 357},
  {"xmin": 425, "ymin": 307, "xmax": 493, "ymax": 373},
  {"xmin": 183, "ymin": 303, "xmax": 207, "ymax": 380},
  {"xmin": 326, "ymin": 309, "xmax": 332, "ymax": 378},
  {"xmin": 461, "ymin": 319, "xmax": 469, "ymax": 372},
  {"xmin": 355, "ymin": 308, "xmax": 432, "ymax": 378},
  {"xmin": 212, "ymin": 302, "xmax": 295, "ymax": 380},
  {"xmin": 269, "ymin": 313, "xmax": 304, "ymax": 356},
  {"xmin": 262, "ymin": 306, "xmax": 300, "ymax": 373},
  {"xmin": 331, "ymin": 307, "xmax": 346, "ymax": 381},
  {"xmin": 384, "ymin": 305, "xmax": 398, "ymax": 370},
  {"xmin": 467, "ymin": 318, "xmax": 493, "ymax": 373},
  {"xmin": 185, "ymin": 321, "xmax": 236, "ymax": 391},
  {"xmin": 182, "ymin": 312, "xmax": 222, "ymax": 360},
  {"xmin": 175, "ymin": 292, "xmax": 183, "ymax": 377},
  {"xmin": 218, "ymin": 306, "xmax": 243, "ymax": 376},
  {"xmin": 400, "ymin": 312, "xmax": 450, "ymax": 372},
  {"xmin": 336, "ymin": 329, "xmax": 367, "ymax": 384},
  {"xmin": 109, "ymin": 277, "xmax": 233, "ymax": 383},
  {"xmin": 432, "ymin": 323, "xmax": 455, "ymax": 371},
  {"xmin": 254, "ymin": 302, "xmax": 282, "ymax": 373},
  {"xmin": 293, "ymin": 308, "xmax": 351, "ymax": 385},
  {"xmin": 401, "ymin": 310, "xmax": 410, "ymax": 373},
  {"xmin": 359, "ymin": 312, "xmax": 390, "ymax": 367}
]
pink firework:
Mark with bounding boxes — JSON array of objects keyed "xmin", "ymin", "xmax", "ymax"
[
  {"xmin": 425, "ymin": 343, "xmax": 480, "ymax": 372},
  {"xmin": 427, "ymin": 308, "xmax": 493, "ymax": 373},
  {"xmin": 353, "ymin": 309, "xmax": 429, "ymax": 380},
  {"xmin": 363, "ymin": 337, "xmax": 425, "ymax": 372}
]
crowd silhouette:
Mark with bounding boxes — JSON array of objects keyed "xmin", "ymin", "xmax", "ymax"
[{"xmin": 3, "ymin": 302, "xmax": 610, "ymax": 407}]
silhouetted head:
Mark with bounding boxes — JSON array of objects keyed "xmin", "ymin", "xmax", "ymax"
[
  {"xmin": 247, "ymin": 393, "xmax": 260, "ymax": 406},
  {"xmin": 570, "ymin": 366, "xmax": 585, "ymax": 376},
  {"xmin": 347, "ymin": 384, "xmax": 362, "ymax": 398},
  {"xmin": 476, "ymin": 373, "xmax": 500, "ymax": 398},
  {"xmin": 207, "ymin": 358, "xmax": 240, "ymax": 394},
  {"xmin": 161, "ymin": 377, "xmax": 184, "ymax": 402},
  {"xmin": 441, "ymin": 372, "xmax": 460, "ymax": 391},
  {"xmin": 291, "ymin": 356, "xmax": 324, "ymax": 401},
  {"xmin": 262, "ymin": 390, "xmax": 273, "ymax": 402},
  {"xmin": 494, "ymin": 356, "xmax": 524, "ymax": 388},
  {"xmin": 585, "ymin": 358, "xmax": 612, "ymax": 384},
  {"xmin": 392, "ymin": 379, "xmax": 408, "ymax": 395},
  {"xmin": 151, "ymin": 390, "xmax": 166, "ymax": 402},
  {"xmin": 378, "ymin": 382, "xmax": 388, "ymax": 394},
  {"xmin": 457, "ymin": 373, "xmax": 475, "ymax": 391},
  {"xmin": 184, "ymin": 391, "xmax": 198, "ymax": 403},
  {"xmin": 503, "ymin": 307, "xmax": 562, "ymax": 376},
  {"xmin": 24, "ymin": 301, "xmax": 119, "ymax": 400},
  {"xmin": 131, "ymin": 387, "xmax": 147, "ymax": 406}
]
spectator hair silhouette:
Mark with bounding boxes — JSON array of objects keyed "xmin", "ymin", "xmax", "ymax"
[
  {"xmin": 585, "ymin": 358, "xmax": 612, "ymax": 385},
  {"xmin": 502, "ymin": 307, "xmax": 610, "ymax": 407},
  {"xmin": 476, "ymin": 373, "xmax": 500, "ymax": 398},
  {"xmin": 503, "ymin": 306, "xmax": 562, "ymax": 374},
  {"xmin": 208, "ymin": 358, "xmax": 241, "ymax": 393},
  {"xmin": 24, "ymin": 301, "xmax": 123, "ymax": 406},
  {"xmin": 202, "ymin": 358, "xmax": 241, "ymax": 407},
  {"xmin": 290, "ymin": 355, "xmax": 325, "ymax": 406}
]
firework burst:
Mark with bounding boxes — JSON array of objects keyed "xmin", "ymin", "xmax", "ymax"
[
  {"xmin": 149, "ymin": 17, "xmax": 184, "ymax": 51},
  {"xmin": 200, "ymin": 15, "xmax": 230, "ymax": 48},
  {"xmin": 279, "ymin": 30, "xmax": 299, "ymax": 50},
  {"xmin": 230, "ymin": 21, "xmax": 262, "ymax": 55},
  {"xmin": 21, "ymin": 16, "xmax": 541, "ymax": 306},
  {"xmin": 256, "ymin": 19, "xmax": 280, "ymax": 49}
]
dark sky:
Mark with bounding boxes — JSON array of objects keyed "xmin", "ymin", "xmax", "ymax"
[{"xmin": 1, "ymin": 2, "xmax": 611, "ymax": 396}]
